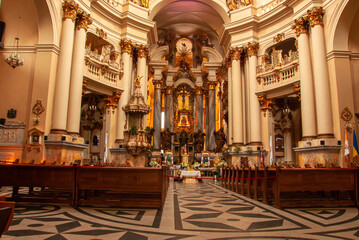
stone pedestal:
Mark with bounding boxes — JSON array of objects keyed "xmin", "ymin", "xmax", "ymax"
[
  {"xmin": 0, "ymin": 121, "xmax": 25, "ymax": 163},
  {"xmin": 110, "ymin": 148, "xmax": 149, "ymax": 167},
  {"xmin": 45, "ymin": 134, "xmax": 88, "ymax": 165},
  {"xmin": 226, "ymin": 149, "xmax": 266, "ymax": 168},
  {"xmin": 293, "ymin": 138, "xmax": 340, "ymax": 167}
]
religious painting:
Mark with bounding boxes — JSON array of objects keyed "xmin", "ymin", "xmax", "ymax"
[
  {"xmin": 201, "ymin": 151, "xmax": 210, "ymax": 165},
  {"xmin": 275, "ymin": 134, "xmax": 284, "ymax": 152},
  {"xmin": 165, "ymin": 151, "xmax": 173, "ymax": 164},
  {"xmin": 178, "ymin": 113, "xmax": 189, "ymax": 127}
]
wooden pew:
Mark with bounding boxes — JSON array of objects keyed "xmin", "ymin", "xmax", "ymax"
[
  {"xmin": 273, "ymin": 168, "xmax": 358, "ymax": 208},
  {"xmin": 0, "ymin": 164, "xmax": 76, "ymax": 205},
  {"xmin": 0, "ymin": 197, "xmax": 15, "ymax": 236},
  {"xmin": 75, "ymin": 166, "xmax": 168, "ymax": 208}
]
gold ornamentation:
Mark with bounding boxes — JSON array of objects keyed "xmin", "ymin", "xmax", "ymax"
[
  {"xmin": 273, "ymin": 33, "xmax": 285, "ymax": 43},
  {"xmin": 165, "ymin": 86, "xmax": 174, "ymax": 95},
  {"xmin": 62, "ymin": 1, "xmax": 78, "ymax": 22},
  {"xmin": 195, "ymin": 87, "xmax": 203, "ymax": 95},
  {"xmin": 105, "ymin": 91, "xmax": 122, "ymax": 113},
  {"xmin": 140, "ymin": 0, "xmax": 149, "ymax": 8},
  {"xmin": 82, "ymin": 79, "xmax": 87, "ymax": 95},
  {"xmin": 247, "ymin": 42, "xmax": 259, "ymax": 57},
  {"xmin": 96, "ymin": 28, "xmax": 107, "ymax": 39},
  {"xmin": 134, "ymin": 76, "xmax": 142, "ymax": 88},
  {"xmin": 136, "ymin": 44, "xmax": 149, "ymax": 59},
  {"xmin": 32, "ymin": 100, "xmax": 45, "ymax": 116},
  {"xmin": 341, "ymin": 107, "xmax": 353, "ymax": 123},
  {"xmin": 120, "ymin": 39, "xmax": 134, "ymax": 55},
  {"xmin": 294, "ymin": 83, "xmax": 301, "ymax": 102},
  {"xmin": 152, "ymin": 80, "xmax": 162, "ymax": 89},
  {"xmin": 208, "ymin": 81, "xmax": 218, "ymax": 90},
  {"xmin": 257, "ymin": 95, "xmax": 274, "ymax": 117},
  {"xmin": 75, "ymin": 11, "xmax": 92, "ymax": 31},
  {"xmin": 110, "ymin": 51, "xmax": 119, "ymax": 61},
  {"xmin": 292, "ymin": 17, "xmax": 309, "ymax": 37},
  {"xmin": 240, "ymin": 0, "xmax": 252, "ymax": 6},
  {"xmin": 307, "ymin": 7, "xmax": 324, "ymax": 28},
  {"xmin": 226, "ymin": 0, "xmax": 237, "ymax": 11},
  {"xmin": 230, "ymin": 47, "xmax": 243, "ymax": 61}
]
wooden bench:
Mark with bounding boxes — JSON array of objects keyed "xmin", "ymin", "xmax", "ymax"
[
  {"xmin": 272, "ymin": 168, "xmax": 359, "ymax": 208},
  {"xmin": 0, "ymin": 197, "xmax": 15, "ymax": 237},
  {"xmin": 75, "ymin": 166, "xmax": 169, "ymax": 208},
  {"xmin": 0, "ymin": 164, "xmax": 76, "ymax": 205}
]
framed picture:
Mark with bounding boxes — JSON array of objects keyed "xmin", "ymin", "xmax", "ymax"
[
  {"xmin": 201, "ymin": 151, "xmax": 210, "ymax": 165},
  {"xmin": 178, "ymin": 113, "xmax": 189, "ymax": 127},
  {"xmin": 165, "ymin": 151, "xmax": 173, "ymax": 164}
]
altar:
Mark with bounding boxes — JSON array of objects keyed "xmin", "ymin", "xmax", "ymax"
[{"xmin": 180, "ymin": 170, "xmax": 201, "ymax": 183}]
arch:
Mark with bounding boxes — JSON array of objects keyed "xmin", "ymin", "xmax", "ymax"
[
  {"xmin": 329, "ymin": 0, "xmax": 359, "ymax": 52},
  {"xmin": 150, "ymin": 45, "xmax": 169, "ymax": 61},
  {"xmin": 33, "ymin": 0, "xmax": 58, "ymax": 45},
  {"xmin": 201, "ymin": 46, "xmax": 223, "ymax": 62},
  {"xmin": 174, "ymin": 78, "xmax": 195, "ymax": 88},
  {"xmin": 149, "ymin": 0, "xmax": 230, "ymax": 24},
  {"xmin": 87, "ymin": 27, "xmax": 120, "ymax": 52}
]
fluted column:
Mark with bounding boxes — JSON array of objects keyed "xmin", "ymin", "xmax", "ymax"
[
  {"xmin": 307, "ymin": 7, "xmax": 334, "ymax": 138},
  {"xmin": 136, "ymin": 45, "xmax": 149, "ymax": 98},
  {"xmin": 51, "ymin": 1, "xmax": 78, "ymax": 133},
  {"xmin": 164, "ymin": 86, "xmax": 174, "ymax": 131},
  {"xmin": 231, "ymin": 48, "xmax": 244, "ymax": 145},
  {"xmin": 207, "ymin": 81, "xmax": 217, "ymax": 151},
  {"xmin": 153, "ymin": 80, "xmax": 162, "ymax": 150},
  {"xmin": 247, "ymin": 42, "xmax": 262, "ymax": 145},
  {"xmin": 67, "ymin": 11, "xmax": 92, "ymax": 134},
  {"xmin": 195, "ymin": 87, "xmax": 204, "ymax": 131},
  {"xmin": 227, "ymin": 59, "xmax": 233, "ymax": 146},
  {"xmin": 116, "ymin": 40, "xmax": 133, "ymax": 142},
  {"xmin": 292, "ymin": 18, "xmax": 317, "ymax": 139}
]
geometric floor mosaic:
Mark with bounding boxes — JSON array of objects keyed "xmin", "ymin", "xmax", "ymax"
[{"xmin": 1, "ymin": 180, "xmax": 359, "ymax": 240}]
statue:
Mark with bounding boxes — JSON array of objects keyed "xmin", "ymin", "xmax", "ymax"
[
  {"xmin": 194, "ymin": 130, "xmax": 206, "ymax": 153},
  {"xmin": 145, "ymin": 127, "xmax": 155, "ymax": 146},
  {"xmin": 214, "ymin": 128, "xmax": 227, "ymax": 153},
  {"xmin": 226, "ymin": 0, "xmax": 237, "ymax": 11},
  {"xmin": 161, "ymin": 128, "xmax": 174, "ymax": 150}
]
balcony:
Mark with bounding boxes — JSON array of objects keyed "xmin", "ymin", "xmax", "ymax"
[
  {"xmin": 256, "ymin": 49, "xmax": 299, "ymax": 97},
  {"xmin": 83, "ymin": 45, "xmax": 123, "ymax": 91}
]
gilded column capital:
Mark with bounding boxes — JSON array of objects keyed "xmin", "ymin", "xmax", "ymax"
[
  {"xmin": 75, "ymin": 11, "xmax": 92, "ymax": 32},
  {"xmin": 105, "ymin": 91, "xmax": 122, "ymax": 113},
  {"xmin": 195, "ymin": 86, "xmax": 203, "ymax": 95},
  {"xmin": 152, "ymin": 80, "xmax": 162, "ymax": 89},
  {"xmin": 136, "ymin": 44, "xmax": 149, "ymax": 59},
  {"xmin": 307, "ymin": 7, "xmax": 324, "ymax": 28},
  {"xmin": 291, "ymin": 17, "xmax": 309, "ymax": 37},
  {"xmin": 225, "ymin": 56, "xmax": 232, "ymax": 68},
  {"xmin": 120, "ymin": 39, "xmax": 134, "ymax": 55},
  {"xmin": 257, "ymin": 94, "xmax": 274, "ymax": 117},
  {"xmin": 165, "ymin": 86, "xmax": 174, "ymax": 95},
  {"xmin": 230, "ymin": 47, "xmax": 243, "ymax": 61},
  {"xmin": 294, "ymin": 83, "xmax": 301, "ymax": 102},
  {"xmin": 62, "ymin": 1, "xmax": 79, "ymax": 22},
  {"xmin": 247, "ymin": 42, "xmax": 259, "ymax": 57},
  {"xmin": 207, "ymin": 81, "xmax": 218, "ymax": 90}
]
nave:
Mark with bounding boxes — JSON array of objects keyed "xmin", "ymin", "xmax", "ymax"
[{"xmin": 1, "ymin": 180, "xmax": 359, "ymax": 240}]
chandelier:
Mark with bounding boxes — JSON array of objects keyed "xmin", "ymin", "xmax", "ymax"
[{"xmin": 5, "ymin": 37, "xmax": 23, "ymax": 68}]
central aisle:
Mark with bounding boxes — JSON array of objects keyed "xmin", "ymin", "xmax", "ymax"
[{"xmin": 2, "ymin": 180, "xmax": 359, "ymax": 239}]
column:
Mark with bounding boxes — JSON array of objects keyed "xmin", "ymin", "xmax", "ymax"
[
  {"xmin": 292, "ymin": 17, "xmax": 317, "ymax": 139},
  {"xmin": 204, "ymin": 90, "xmax": 209, "ymax": 149},
  {"xmin": 227, "ymin": 58, "xmax": 233, "ymax": 146},
  {"xmin": 307, "ymin": 7, "xmax": 334, "ymax": 138},
  {"xmin": 207, "ymin": 81, "xmax": 217, "ymax": 151},
  {"xmin": 67, "ymin": 11, "xmax": 92, "ymax": 134},
  {"xmin": 195, "ymin": 87, "xmax": 203, "ymax": 131},
  {"xmin": 136, "ymin": 44, "xmax": 149, "ymax": 98},
  {"xmin": 231, "ymin": 47, "xmax": 244, "ymax": 145},
  {"xmin": 51, "ymin": 1, "xmax": 78, "ymax": 133},
  {"xmin": 164, "ymin": 86, "xmax": 174, "ymax": 131},
  {"xmin": 247, "ymin": 42, "xmax": 262, "ymax": 145},
  {"xmin": 116, "ymin": 40, "xmax": 133, "ymax": 143},
  {"xmin": 153, "ymin": 79, "xmax": 162, "ymax": 150}
]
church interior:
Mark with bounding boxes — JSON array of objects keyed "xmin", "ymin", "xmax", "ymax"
[{"xmin": 0, "ymin": 0, "xmax": 359, "ymax": 239}]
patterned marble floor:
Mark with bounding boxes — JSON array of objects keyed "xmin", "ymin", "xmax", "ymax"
[{"xmin": 1, "ymin": 180, "xmax": 359, "ymax": 240}]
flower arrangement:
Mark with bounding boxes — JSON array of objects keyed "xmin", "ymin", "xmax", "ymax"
[
  {"xmin": 219, "ymin": 160, "xmax": 228, "ymax": 168},
  {"xmin": 149, "ymin": 159, "xmax": 159, "ymax": 167},
  {"xmin": 193, "ymin": 162, "xmax": 201, "ymax": 170},
  {"xmin": 203, "ymin": 161, "xmax": 210, "ymax": 167},
  {"xmin": 180, "ymin": 162, "xmax": 188, "ymax": 169}
]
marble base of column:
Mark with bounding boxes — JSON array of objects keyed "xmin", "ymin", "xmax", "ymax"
[
  {"xmin": 50, "ymin": 129, "xmax": 67, "ymax": 134},
  {"xmin": 301, "ymin": 136, "xmax": 317, "ymax": 141},
  {"xmin": 232, "ymin": 143, "xmax": 244, "ymax": 147},
  {"xmin": 317, "ymin": 133, "xmax": 335, "ymax": 138}
]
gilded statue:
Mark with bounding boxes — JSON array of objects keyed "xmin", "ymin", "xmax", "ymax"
[
  {"xmin": 214, "ymin": 128, "xmax": 227, "ymax": 153},
  {"xmin": 145, "ymin": 127, "xmax": 155, "ymax": 145},
  {"xmin": 140, "ymin": 0, "xmax": 149, "ymax": 8}
]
